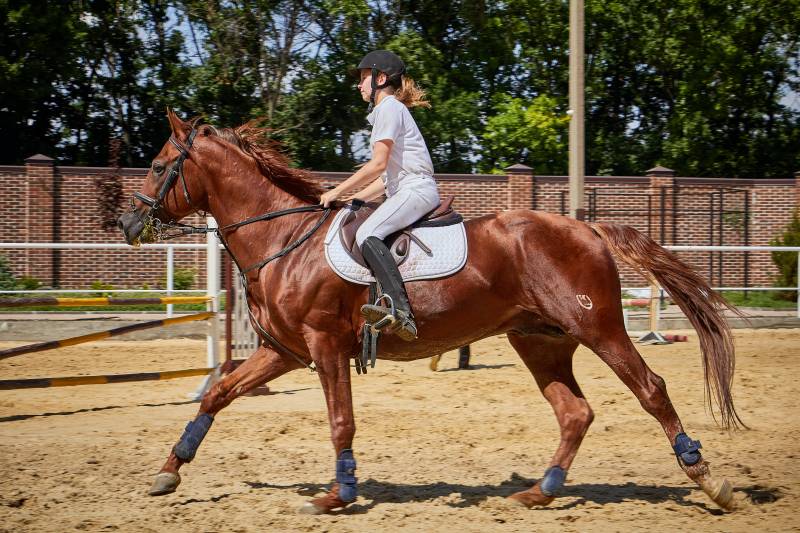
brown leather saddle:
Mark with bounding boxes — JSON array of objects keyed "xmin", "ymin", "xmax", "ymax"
[{"xmin": 338, "ymin": 196, "xmax": 463, "ymax": 268}]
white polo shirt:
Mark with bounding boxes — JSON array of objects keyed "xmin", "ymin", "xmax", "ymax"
[{"xmin": 367, "ymin": 95, "xmax": 434, "ymax": 195}]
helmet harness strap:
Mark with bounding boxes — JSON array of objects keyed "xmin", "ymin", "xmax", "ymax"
[{"xmin": 368, "ymin": 67, "xmax": 396, "ymax": 112}]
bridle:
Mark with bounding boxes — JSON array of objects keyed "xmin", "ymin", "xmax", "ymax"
[
  {"xmin": 134, "ymin": 130, "xmax": 197, "ymax": 217},
  {"xmin": 125, "ymin": 127, "xmax": 333, "ymax": 372},
  {"xmin": 128, "ymin": 129, "xmax": 212, "ymax": 242}
]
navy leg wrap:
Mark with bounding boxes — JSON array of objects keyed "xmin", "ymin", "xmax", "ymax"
[
  {"xmin": 335, "ymin": 449, "xmax": 358, "ymax": 502},
  {"xmin": 539, "ymin": 465, "xmax": 567, "ymax": 496},
  {"xmin": 672, "ymin": 432, "xmax": 702, "ymax": 466},
  {"xmin": 173, "ymin": 413, "xmax": 214, "ymax": 462}
]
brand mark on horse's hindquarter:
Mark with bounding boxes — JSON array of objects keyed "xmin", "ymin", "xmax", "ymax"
[{"xmin": 576, "ymin": 294, "xmax": 593, "ymax": 310}]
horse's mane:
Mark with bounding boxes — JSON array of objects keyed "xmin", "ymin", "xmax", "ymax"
[{"xmin": 196, "ymin": 121, "xmax": 323, "ymax": 204}]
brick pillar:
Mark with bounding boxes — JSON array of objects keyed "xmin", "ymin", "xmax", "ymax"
[
  {"xmin": 25, "ymin": 154, "xmax": 57, "ymax": 287},
  {"xmin": 647, "ymin": 166, "xmax": 676, "ymax": 244},
  {"xmin": 505, "ymin": 163, "xmax": 534, "ymax": 211}
]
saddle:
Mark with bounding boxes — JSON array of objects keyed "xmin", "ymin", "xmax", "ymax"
[{"xmin": 338, "ymin": 196, "xmax": 463, "ymax": 268}]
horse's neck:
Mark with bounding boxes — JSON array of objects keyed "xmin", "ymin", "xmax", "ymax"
[{"xmin": 206, "ymin": 168, "xmax": 314, "ymax": 274}]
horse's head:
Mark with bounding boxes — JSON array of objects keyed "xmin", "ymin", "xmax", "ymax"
[{"xmin": 117, "ymin": 110, "xmax": 208, "ymax": 245}]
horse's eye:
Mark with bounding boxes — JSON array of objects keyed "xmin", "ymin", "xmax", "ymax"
[{"xmin": 152, "ymin": 162, "xmax": 165, "ymax": 175}]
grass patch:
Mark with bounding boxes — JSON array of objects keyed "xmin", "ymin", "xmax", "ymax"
[{"xmin": 721, "ymin": 290, "xmax": 796, "ymax": 309}]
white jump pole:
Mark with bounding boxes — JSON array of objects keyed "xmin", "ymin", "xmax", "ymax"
[
  {"xmin": 637, "ymin": 281, "xmax": 668, "ymax": 344},
  {"xmin": 166, "ymin": 245, "xmax": 174, "ymax": 318},
  {"xmin": 190, "ymin": 217, "xmax": 220, "ymax": 400}
]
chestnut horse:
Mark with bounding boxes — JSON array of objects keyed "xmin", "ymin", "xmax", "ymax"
[{"xmin": 118, "ymin": 111, "xmax": 744, "ymax": 514}]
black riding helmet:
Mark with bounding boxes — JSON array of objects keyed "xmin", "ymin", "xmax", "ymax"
[{"xmin": 357, "ymin": 50, "xmax": 405, "ymax": 110}]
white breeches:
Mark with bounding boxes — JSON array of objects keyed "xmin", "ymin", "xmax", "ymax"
[{"xmin": 355, "ymin": 175, "xmax": 440, "ymax": 248}]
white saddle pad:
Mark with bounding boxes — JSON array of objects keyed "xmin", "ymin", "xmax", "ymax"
[{"xmin": 324, "ymin": 207, "xmax": 468, "ymax": 285}]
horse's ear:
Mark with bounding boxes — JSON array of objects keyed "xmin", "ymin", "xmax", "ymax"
[{"xmin": 166, "ymin": 107, "xmax": 190, "ymax": 142}]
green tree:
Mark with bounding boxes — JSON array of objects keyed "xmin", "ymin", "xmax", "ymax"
[
  {"xmin": 480, "ymin": 94, "xmax": 569, "ymax": 173},
  {"xmin": 0, "ymin": 1, "xmax": 83, "ymax": 164},
  {"xmin": 583, "ymin": 0, "xmax": 800, "ymax": 177},
  {"xmin": 1, "ymin": 0, "xmax": 798, "ymax": 179}
]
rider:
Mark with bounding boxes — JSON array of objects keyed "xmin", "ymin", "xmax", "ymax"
[{"xmin": 320, "ymin": 50, "xmax": 440, "ymax": 341}]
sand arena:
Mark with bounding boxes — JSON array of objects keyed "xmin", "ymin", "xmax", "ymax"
[{"xmin": 0, "ymin": 329, "xmax": 797, "ymax": 532}]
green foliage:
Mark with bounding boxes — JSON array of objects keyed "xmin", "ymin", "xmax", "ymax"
[
  {"xmin": 0, "ymin": 255, "xmax": 16, "ymax": 290},
  {"xmin": 0, "ymin": 0, "xmax": 798, "ymax": 177},
  {"xmin": 480, "ymin": 94, "xmax": 569, "ymax": 173},
  {"xmin": 18, "ymin": 276, "xmax": 41, "ymax": 290},
  {"xmin": 770, "ymin": 209, "xmax": 800, "ymax": 301},
  {"xmin": 164, "ymin": 268, "xmax": 197, "ymax": 291},
  {"xmin": 721, "ymin": 290, "xmax": 796, "ymax": 309},
  {"xmin": 0, "ymin": 256, "xmax": 40, "ymax": 291},
  {"xmin": 584, "ymin": 0, "xmax": 800, "ymax": 178},
  {"xmin": 90, "ymin": 280, "xmax": 115, "ymax": 298}
]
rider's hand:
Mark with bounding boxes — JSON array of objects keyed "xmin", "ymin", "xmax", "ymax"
[{"xmin": 320, "ymin": 189, "xmax": 340, "ymax": 208}]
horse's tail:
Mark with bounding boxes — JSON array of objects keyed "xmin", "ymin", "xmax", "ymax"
[{"xmin": 590, "ymin": 222, "xmax": 747, "ymax": 430}]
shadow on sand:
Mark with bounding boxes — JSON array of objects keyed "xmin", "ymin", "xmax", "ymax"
[
  {"xmin": 0, "ymin": 387, "xmax": 313, "ymax": 423},
  {"xmin": 241, "ymin": 472, "xmax": 780, "ymax": 514},
  {"xmin": 437, "ymin": 363, "xmax": 516, "ymax": 372}
]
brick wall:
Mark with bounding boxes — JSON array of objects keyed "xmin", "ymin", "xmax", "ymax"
[{"xmin": 0, "ymin": 158, "xmax": 797, "ymax": 290}]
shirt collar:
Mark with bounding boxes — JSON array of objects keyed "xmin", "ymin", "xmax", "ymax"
[{"xmin": 367, "ymin": 95, "xmax": 396, "ymax": 125}]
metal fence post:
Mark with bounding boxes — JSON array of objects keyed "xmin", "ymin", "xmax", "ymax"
[
  {"xmin": 206, "ymin": 217, "xmax": 220, "ymax": 370},
  {"xmin": 191, "ymin": 217, "xmax": 220, "ymax": 400},
  {"xmin": 166, "ymin": 245, "xmax": 174, "ymax": 318}
]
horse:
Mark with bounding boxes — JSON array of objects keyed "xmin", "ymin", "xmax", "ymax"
[{"xmin": 117, "ymin": 110, "xmax": 745, "ymax": 514}]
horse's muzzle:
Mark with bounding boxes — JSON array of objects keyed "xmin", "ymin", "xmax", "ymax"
[{"xmin": 117, "ymin": 211, "xmax": 145, "ymax": 245}]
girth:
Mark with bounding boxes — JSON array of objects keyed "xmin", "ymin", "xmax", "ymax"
[{"xmin": 338, "ymin": 196, "xmax": 463, "ymax": 267}]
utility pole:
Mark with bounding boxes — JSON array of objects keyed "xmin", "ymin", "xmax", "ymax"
[{"xmin": 569, "ymin": 0, "xmax": 585, "ymax": 220}]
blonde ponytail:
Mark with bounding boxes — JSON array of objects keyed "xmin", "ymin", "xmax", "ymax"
[{"xmin": 394, "ymin": 76, "xmax": 431, "ymax": 109}]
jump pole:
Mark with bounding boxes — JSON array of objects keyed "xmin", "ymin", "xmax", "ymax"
[
  {"xmin": 0, "ymin": 367, "xmax": 214, "ymax": 391},
  {"xmin": 637, "ymin": 282, "xmax": 670, "ymax": 344},
  {"xmin": 0, "ymin": 311, "xmax": 215, "ymax": 360},
  {"xmin": 0, "ymin": 296, "xmax": 210, "ymax": 308}
]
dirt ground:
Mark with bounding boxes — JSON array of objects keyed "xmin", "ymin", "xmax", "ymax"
[{"xmin": 0, "ymin": 329, "xmax": 798, "ymax": 532}]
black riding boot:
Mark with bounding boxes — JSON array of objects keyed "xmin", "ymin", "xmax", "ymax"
[{"xmin": 360, "ymin": 236, "xmax": 418, "ymax": 341}]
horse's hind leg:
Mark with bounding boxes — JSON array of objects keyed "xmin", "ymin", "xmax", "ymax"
[
  {"xmin": 506, "ymin": 333, "xmax": 594, "ymax": 507},
  {"xmin": 579, "ymin": 326, "xmax": 736, "ymax": 509},
  {"xmin": 148, "ymin": 345, "xmax": 302, "ymax": 496}
]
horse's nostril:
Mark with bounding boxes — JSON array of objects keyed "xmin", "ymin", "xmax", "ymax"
[{"xmin": 117, "ymin": 218, "xmax": 124, "ymax": 230}]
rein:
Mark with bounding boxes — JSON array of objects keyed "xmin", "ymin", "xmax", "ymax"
[
  {"xmin": 215, "ymin": 205, "xmax": 331, "ymax": 373},
  {"xmin": 126, "ymin": 128, "xmax": 333, "ymax": 372}
]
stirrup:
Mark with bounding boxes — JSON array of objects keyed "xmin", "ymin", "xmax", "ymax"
[
  {"xmin": 361, "ymin": 294, "xmax": 396, "ymax": 330},
  {"xmin": 360, "ymin": 295, "xmax": 417, "ymax": 341}
]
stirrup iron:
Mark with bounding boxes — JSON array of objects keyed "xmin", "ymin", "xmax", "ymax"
[{"xmin": 362, "ymin": 293, "xmax": 397, "ymax": 331}]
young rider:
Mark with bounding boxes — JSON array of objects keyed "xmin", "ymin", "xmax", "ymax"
[{"xmin": 320, "ymin": 50, "xmax": 440, "ymax": 341}]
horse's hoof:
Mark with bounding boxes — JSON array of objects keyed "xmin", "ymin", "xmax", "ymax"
[
  {"xmin": 298, "ymin": 501, "xmax": 327, "ymax": 515},
  {"xmin": 695, "ymin": 471, "xmax": 737, "ymax": 511},
  {"xmin": 507, "ymin": 486, "xmax": 556, "ymax": 508},
  {"xmin": 702, "ymin": 477, "xmax": 735, "ymax": 510},
  {"xmin": 148, "ymin": 472, "xmax": 181, "ymax": 496},
  {"xmin": 505, "ymin": 495, "xmax": 530, "ymax": 508}
]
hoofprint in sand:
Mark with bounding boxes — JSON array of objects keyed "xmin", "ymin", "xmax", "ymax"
[{"xmin": 0, "ymin": 329, "xmax": 796, "ymax": 532}]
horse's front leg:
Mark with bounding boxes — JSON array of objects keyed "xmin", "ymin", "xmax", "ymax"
[
  {"xmin": 148, "ymin": 345, "xmax": 302, "ymax": 496},
  {"xmin": 299, "ymin": 346, "xmax": 357, "ymax": 514}
]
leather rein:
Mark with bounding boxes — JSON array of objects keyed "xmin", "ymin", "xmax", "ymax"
[{"xmin": 127, "ymin": 128, "xmax": 332, "ymax": 372}]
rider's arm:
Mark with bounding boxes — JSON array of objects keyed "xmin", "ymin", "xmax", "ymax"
[
  {"xmin": 320, "ymin": 140, "xmax": 392, "ymax": 206},
  {"xmin": 352, "ymin": 177, "xmax": 385, "ymax": 201}
]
